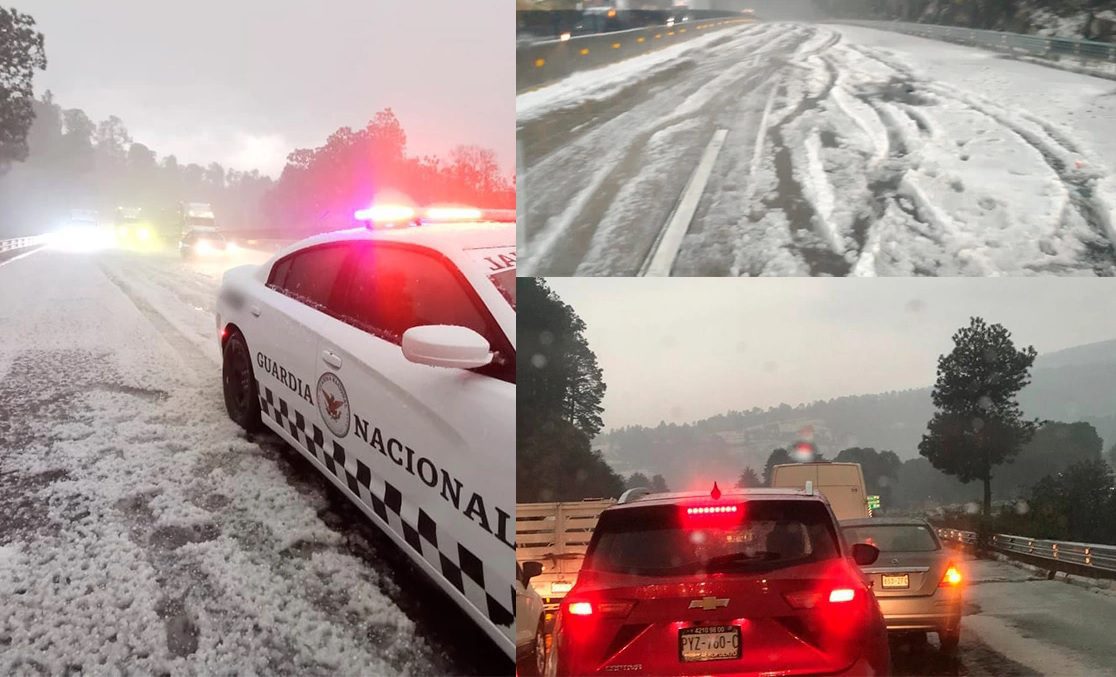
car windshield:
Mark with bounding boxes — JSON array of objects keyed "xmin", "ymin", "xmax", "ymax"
[
  {"xmin": 843, "ymin": 524, "xmax": 939, "ymax": 553},
  {"xmin": 586, "ymin": 501, "xmax": 840, "ymax": 576}
]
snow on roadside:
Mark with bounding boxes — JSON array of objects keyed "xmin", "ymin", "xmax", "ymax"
[{"xmin": 827, "ymin": 23, "xmax": 1116, "ymax": 268}]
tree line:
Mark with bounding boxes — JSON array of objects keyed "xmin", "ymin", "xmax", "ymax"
[
  {"xmin": 517, "ymin": 278, "xmax": 623, "ymax": 503},
  {"xmin": 0, "ymin": 6, "xmax": 513, "ymax": 239}
]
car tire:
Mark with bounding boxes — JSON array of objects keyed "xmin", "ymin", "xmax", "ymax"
[
  {"xmin": 222, "ymin": 330, "xmax": 263, "ymax": 432},
  {"xmin": 533, "ymin": 615, "xmax": 547, "ymax": 676},
  {"xmin": 939, "ymin": 627, "xmax": 960, "ymax": 655}
]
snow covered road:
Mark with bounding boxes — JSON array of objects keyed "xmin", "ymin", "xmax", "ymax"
[
  {"xmin": 957, "ymin": 557, "xmax": 1116, "ymax": 675},
  {"xmin": 518, "ymin": 22, "xmax": 1116, "ymax": 276},
  {"xmin": 0, "ymin": 247, "xmax": 507, "ymax": 675}
]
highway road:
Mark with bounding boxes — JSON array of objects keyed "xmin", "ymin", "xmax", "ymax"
[{"xmin": 518, "ymin": 22, "xmax": 1116, "ymax": 277}]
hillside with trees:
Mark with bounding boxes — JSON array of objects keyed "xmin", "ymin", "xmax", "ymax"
[
  {"xmin": 518, "ymin": 279, "xmax": 624, "ymax": 503},
  {"xmin": 816, "ymin": 0, "xmax": 1116, "ymax": 42},
  {"xmin": 596, "ymin": 338, "xmax": 1116, "ymax": 489}
]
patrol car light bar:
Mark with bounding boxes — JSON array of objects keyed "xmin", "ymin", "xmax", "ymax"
[{"xmin": 354, "ymin": 204, "xmax": 515, "ymax": 227}]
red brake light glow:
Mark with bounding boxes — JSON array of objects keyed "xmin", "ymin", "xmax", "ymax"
[
  {"xmin": 785, "ymin": 587, "xmax": 857, "ymax": 609},
  {"xmin": 567, "ymin": 601, "xmax": 593, "ymax": 616},
  {"xmin": 564, "ymin": 599, "xmax": 633, "ymax": 618},
  {"xmin": 686, "ymin": 505, "xmax": 738, "ymax": 515}
]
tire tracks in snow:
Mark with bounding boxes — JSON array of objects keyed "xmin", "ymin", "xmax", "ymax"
[{"xmin": 845, "ymin": 44, "xmax": 1116, "ymax": 274}]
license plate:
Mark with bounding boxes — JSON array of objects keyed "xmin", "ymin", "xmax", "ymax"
[
  {"xmin": 882, "ymin": 574, "xmax": 910, "ymax": 589},
  {"xmin": 679, "ymin": 625, "xmax": 741, "ymax": 663}
]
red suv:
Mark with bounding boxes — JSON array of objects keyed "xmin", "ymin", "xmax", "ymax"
[{"xmin": 545, "ymin": 486, "xmax": 890, "ymax": 676}]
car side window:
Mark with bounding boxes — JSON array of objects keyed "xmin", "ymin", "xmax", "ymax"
[
  {"xmin": 269, "ymin": 244, "xmax": 350, "ymax": 310},
  {"xmin": 268, "ymin": 256, "xmax": 292, "ymax": 289},
  {"xmin": 342, "ymin": 245, "xmax": 494, "ymax": 345}
]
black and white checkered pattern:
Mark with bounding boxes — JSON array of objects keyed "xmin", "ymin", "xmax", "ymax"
[{"xmin": 258, "ymin": 383, "xmax": 515, "ymax": 629}]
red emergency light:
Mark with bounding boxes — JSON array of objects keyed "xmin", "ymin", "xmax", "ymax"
[{"xmin": 354, "ymin": 204, "xmax": 515, "ymax": 227}]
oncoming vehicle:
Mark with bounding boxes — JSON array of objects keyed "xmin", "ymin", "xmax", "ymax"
[
  {"xmin": 546, "ymin": 485, "xmax": 889, "ymax": 676},
  {"xmin": 179, "ymin": 227, "xmax": 234, "ymax": 258},
  {"xmin": 215, "ymin": 206, "xmax": 516, "ymax": 658},
  {"xmin": 770, "ymin": 462, "xmax": 870, "ymax": 520},
  {"xmin": 841, "ymin": 518, "xmax": 964, "ymax": 654},
  {"xmin": 114, "ymin": 207, "xmax": 156, "ymax": 249},
  {"xmin": 516, "ymin": 561, "xmax": 547, "ymax": 674}
]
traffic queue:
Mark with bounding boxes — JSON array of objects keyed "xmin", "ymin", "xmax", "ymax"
[{"xmin": 516, "ymin": 460, "xmax": 967, "ymax": 676}]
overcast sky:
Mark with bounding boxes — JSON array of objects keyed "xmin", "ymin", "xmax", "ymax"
[
  {"xmin": 12, "ymin": 1, "xmax": 511, "ymax": 177},
  {"xmin": 544, "ymin": 278, "xmax": 1116, "ymax": 431}
]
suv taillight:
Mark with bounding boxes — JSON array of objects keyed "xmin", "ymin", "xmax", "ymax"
[
  {"xmin": 563, "ymin": 599, "xmax": 634, "ymax": 619},
  {"xmin": 784, "ymin": 587, "xmax": 858, "ymax": 609}
]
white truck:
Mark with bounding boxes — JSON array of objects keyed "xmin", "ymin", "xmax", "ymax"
[
  {"xmin": 770, "ymin": 462, "xmax": 871, "ymax": 521},
  {"xmin": 515, "ymin": 499, "xmax": 615, "ymax": 611}
]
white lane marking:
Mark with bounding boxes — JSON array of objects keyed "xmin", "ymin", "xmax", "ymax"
[
  {"xmin": 0, "ymin": 246, "xmax": 44, "ymax": 269},
  {"xmin": 642, "ymin": 128, "xmax": 728, "ymax": 276}
]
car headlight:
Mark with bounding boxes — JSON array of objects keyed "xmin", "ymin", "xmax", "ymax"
[
  {"xmin": 196, "ymin": 239, "xmax": 213, "ymax": 254},
  {"xmin": 137, "ymin": 227, "xmax": 150, "ymax": 241}
]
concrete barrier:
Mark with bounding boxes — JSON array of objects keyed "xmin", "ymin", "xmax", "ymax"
[{"xmin": 517, "ymin": 18, "xmax": 756, "ymax": 93}]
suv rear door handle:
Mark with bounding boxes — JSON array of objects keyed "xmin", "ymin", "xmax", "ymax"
[
  {"xmin": 249, "ymin": 305, "xmax": 261, "ymax": 317},
  {"xmin": 322, "ymin": 350, "xmax": 342, "ymax": 369}
]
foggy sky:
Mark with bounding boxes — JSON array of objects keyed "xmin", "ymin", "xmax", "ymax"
[
  {"xmin": 11, "ymin": 1, "xmax": 511, "ymax": 177},
  {"xmin": 543, "ymin": 278, "xmax": 1116, "ymax": 432}
]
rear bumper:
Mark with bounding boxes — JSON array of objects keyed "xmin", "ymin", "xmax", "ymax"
[{"xmin": 876, "ymin": 595, "xmax": 961, "ymax": 631}]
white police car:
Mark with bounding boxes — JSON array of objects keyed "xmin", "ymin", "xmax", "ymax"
[{"xmin": 215, "ymin": 205, "xmax": 516, "ymax": 657}]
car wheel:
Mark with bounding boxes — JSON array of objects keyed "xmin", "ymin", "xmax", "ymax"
[
  {"xmin": 222, "ymin": 330, "xmax": 263, "ymax": 432},
  {"xmin": 939, "ymin": 627, "xmax": 960, "ymax": 655},
  {"xmin": 534, "ymin": 616, "xmax": 547, "ymax": 676}
]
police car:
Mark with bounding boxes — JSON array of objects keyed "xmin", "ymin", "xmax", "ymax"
[{"xmin": 215, "ymin": 205, "xmax": 516, "ymax": 658}]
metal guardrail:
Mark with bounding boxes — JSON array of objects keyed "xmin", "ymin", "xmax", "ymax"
[
  {"xmin": 937, "ymin": 528, "xmax": 1116, "ymax": 575},
  {"xmin": 0, "ymin": 236, "xmax": 46, "ymax": 254},
  {"xmin": 517, "ymin": 18, "xmax": 755, "ymax": 92},
  {"xmin": 840, "ymin": 20, "xmax": 1116, "ymax": 71}
]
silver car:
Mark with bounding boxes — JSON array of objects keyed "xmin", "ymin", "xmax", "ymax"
[{"xmin": 841, "ymin": 517, "xmax": 964, "ymax": 653}]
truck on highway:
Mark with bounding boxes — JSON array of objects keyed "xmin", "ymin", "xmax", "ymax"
[
  {"xmin": 770, "ymin": 461, "xmax": 871, "ymax": 520},
  {"xmin": 178, "ymin": 202, "xmax": 217, "ymax": 233},
  {"xmin": 515, "ymin": 498, "xmax": 615, "ymax": 612}
]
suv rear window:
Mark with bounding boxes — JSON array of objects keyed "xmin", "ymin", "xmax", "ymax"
[
  {"xmin": 842, "ymin": 524, "xmax": 939, "ymax": 553},
  {"xmin": 585, "ymin": 500, "xmax": 840, "ymax": 577}
]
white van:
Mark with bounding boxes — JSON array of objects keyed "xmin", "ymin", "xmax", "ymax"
[{"xmin": 770, "ymin": 462, "xmax": 869, "ymax": 520}]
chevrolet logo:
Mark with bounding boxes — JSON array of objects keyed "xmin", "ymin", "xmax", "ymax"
[{"xmin": 688, "ymin": 596, "xmax": 729, "ymax": 611}]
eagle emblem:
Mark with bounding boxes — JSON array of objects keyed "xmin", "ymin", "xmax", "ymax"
[
  {"xmin": 324, "ymin": 392, "xmax": 344, "ymax": 420},
  {"xmin": 316, "ymin": 372, "xmax": 350, "ymax": 437}
]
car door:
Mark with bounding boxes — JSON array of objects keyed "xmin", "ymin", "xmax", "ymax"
[
  {"xmin": 249, "ymin": 242, "xmax": 353, "ymax": 457},
  {"xmin": 515, "ymin": 564, "xmax": 534, "ymax": 651},
  {"xmin": 312, "ymin": 241, "xmax": 516, "ymax": 651}
]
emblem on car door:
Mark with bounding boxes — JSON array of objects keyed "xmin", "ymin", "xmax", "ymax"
[
  {"xmin": 316, "ymin": 372, "xmax": 350, "ymax": 437},
  {"xmin": 688, "ymin": 596, "xmax": 729, "ymax": 611}
]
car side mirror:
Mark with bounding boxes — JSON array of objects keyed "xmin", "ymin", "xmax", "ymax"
[
  {"xmin": 852, "ymin": 542, "xmax": 880, "ymax": 566},
  {"xmin": 523, "ymin": 560, "xmax": 544, "ymax": 584},
  {"xmin": 401, "ymin": 325, "xmax": 493, "ymax": 370}
]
